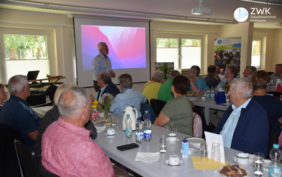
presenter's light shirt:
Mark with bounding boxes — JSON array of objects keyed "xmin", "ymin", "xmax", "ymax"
[
  {"xmin": 110, "ymin": 88, "xmax": 147, "ymax": 118},
  {"xmin": 92, "ymin": 54, "xmax": 113, "ymax": 81},
  {"xmin": 220, "ymin": 98, "xmax": 251, "ymax": 148},
  {"xmin": 189, "ymin": 77, "xmax": 207, "ymax": 92},
  {"xmin": 142, "ymin": 81, "xmax": 161, "ymax": 104}
]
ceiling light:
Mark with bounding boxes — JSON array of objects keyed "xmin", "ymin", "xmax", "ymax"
[{"xmin": 191, "ymin": 0, "xmax": 212, "ymax": 15}]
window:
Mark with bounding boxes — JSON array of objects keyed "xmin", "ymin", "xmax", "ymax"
[
  {"xmin": 156, "ymin": 38, "xmax": 179, "ymax": 69},
  {"xmin": 181, "ymin": 39, "xmax": 201, "ymax": 69},
  {"xmin": 3, "ymin": 34, "xmax": 50, "ymax": 81},
  {"xmin": 251, "ymin": 40, "xmax": 261, "ymax": 68},
  {"xmin": 156, "ymin": 38, "xmax": 201, "ymax": 70}
]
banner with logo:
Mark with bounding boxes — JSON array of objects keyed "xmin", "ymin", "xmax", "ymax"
[{"xmin": 214, "ymin": 37, "xmax": 241, "ymax": 74}]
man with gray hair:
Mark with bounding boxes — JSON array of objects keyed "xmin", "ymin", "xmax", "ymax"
[
  {"xmin": 142, "ymin": 71, "xmax": 163, "ymax": 104},
  {"xmin": 158, "ymin": 70, "xmax": 180, "ymax": 102},
  {"xmin": 0, "ymin": 75, "xmax": 41, "ymax": 148},
  {"xmin": 214, "ymin": 78, "xmax": 268, "ymax": 156},
  {"xmin": 243, "ymin": 66, "xmax": 256, "ymax": 80},
  {"xmin": 92, "ymin": 42, "xmax": 116, "ymax": 92},
  {"xmin": 92, "ymin": 72, "xmax": 120, "ymax": 106},
  {"xmin": 41, "ymin": 87, "xmax": 114, "ymax": 176}
]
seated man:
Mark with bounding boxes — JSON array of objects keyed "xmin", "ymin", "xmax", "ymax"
[
  {"xmin": 42, "ymin": 87, "xmax": 114, "ymax": 176},
  {"xmin": 218, "ymin": 68, "xmax": 225, "ymax": 80},
  {"xmin": 110, "ymin": 73, "xmax": 147, "ymax": 119},
  {"xmin": 217, "ymin": 65, "xmax": 238, "ymax": 90},
  {"xmin": 214, "ymin": 78, "xmax": 268, "ymax": 156},
  {"xmin": 270, "ymin": 64, "xmax": 282, "ymax": 86},
  {"xmin": 158, "ymin": 70, "xmax": 180, "ymax": 102},
  {"xmin": 205, "ymin": 65, "xmax": 220, "ymax": 88},
  {"xmin": 92, "ymin": 72, "xmax": 120, "ymax": 106},
  {"xmin": 142, "ymin": 71, "xmax": 162, "ymax": 104},
  {"xmin": 243, "ymin": 66, "xmax": 256, "ymax": 80},
  {"xmin": 189, "ymin": 65, "xmax": 207, "ymax": 95},
  {"xmin": 0, "ymin": 75, "xmax": 41, "ymax": 148},
  {"xmin": 0, "ymin": 83, "xmax": 7, "ymax": 112}
]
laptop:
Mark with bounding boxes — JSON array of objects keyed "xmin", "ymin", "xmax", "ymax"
[{"xmin": 27, "ymin": 70, "xmax": 40, "ymax": 81}]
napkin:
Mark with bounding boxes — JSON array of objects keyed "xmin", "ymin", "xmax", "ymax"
[
  {"xmin": 191, "ymin": 157, "xmax": 228, "ymax": 170},
  {"xmin": 135, "ymin": 152, "xmax": 160, "ymax": 163}
]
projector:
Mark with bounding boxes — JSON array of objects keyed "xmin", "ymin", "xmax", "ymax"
[{"xmin": 191, "ymin": 7, "xmax": 212, "ymax": 15}]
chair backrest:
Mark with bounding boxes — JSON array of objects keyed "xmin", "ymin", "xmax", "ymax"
[
  {"xmin": 0, "ymin": 124, "xmax": 24, "ymax": 177},
  {"xmin": 39, "ymin": 163, "xmax": 59, "ymax": 177},
  {"xmin": 192, "ymin": 112, "xmax": 203, "ymax": 138},
  {"xmin": 150, "ymin": 99, "xmax": 167, "ymax": 117},
  {"xmin": 14, "ymin": 139, "xmax": 41, "ymax": 177},
  {"xmin": 267, "ymin": 122, "xmax": 278, "ymax": 159}
]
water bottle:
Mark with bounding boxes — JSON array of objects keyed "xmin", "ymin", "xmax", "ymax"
[
  {"xmin": 125, "ymin": 114, "xmax": 132, "ymax": 139},
  {"xmin": 206, "ymin": 87, "xmax": 211, "ymax": 100},
  {"xmin": 136, "ymin": 122, "xmax": 144, "ymax": 144},
  {"xmin": 210, "ymin": 86, "xmax": 215, "ymax": 100},
  {"xmin": 136, "ymin": 117, "xmax": 143, "ymax": 130},
  {"xmin": 269, "ymin": 144, "xmax": 282, "ymax": 177},
  {"xmin": 144, "ymin": 111, "xmax": 152, "ymax": 142}
]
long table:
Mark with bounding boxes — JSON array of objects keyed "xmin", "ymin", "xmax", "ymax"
[
  {"xmin": 93, "ymin": 114, "xmax": 268, "ymax": 177},
  {"xmin": 189, "ymin": 97, "xmax": 230, "ymax": 125}
]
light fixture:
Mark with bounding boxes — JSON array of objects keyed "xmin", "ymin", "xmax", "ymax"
[{"xmin": 191, "ymin": 0, "xmax": 212, "ymax": 15}]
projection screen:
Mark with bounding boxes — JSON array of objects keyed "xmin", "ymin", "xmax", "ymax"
[{"xmin": 74, "ymin": 17, "xmax": 150, "ymax": 87}]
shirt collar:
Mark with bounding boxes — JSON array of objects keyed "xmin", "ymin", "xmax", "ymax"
[
  {"xmin": 57, "ymin": 117, "xmax": 91, "ymax": 138},
  {"xmin": 121, "ymin": 87, "xmax": 132, "ymax": 93},
  {"xmin": 100, "ymin": 84, "xmax": 108, "ymax": 92},
  {"xmin": 231, "ymin": 98, "xmax": 251, "ymax": 113},
  {"xmin": 99, "ymin": 53, "xmax": 108, "ymax": 59}
]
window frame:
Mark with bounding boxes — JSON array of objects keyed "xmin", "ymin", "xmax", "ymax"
[
  {"xmin": 155, "ymin": 33, "xmax": 204, "ymax": 72},
  {"xmin": 251, "ymin": 37, "xmax": 262, "ymax": 69},
  {"xmin": 0, "ymin": 28, "xmax": 53, "ymax": 83}
]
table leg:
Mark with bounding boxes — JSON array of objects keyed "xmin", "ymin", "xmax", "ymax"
[{"xmin": 205, "ymin": 106, "xmax": 209, "ymax": 125}]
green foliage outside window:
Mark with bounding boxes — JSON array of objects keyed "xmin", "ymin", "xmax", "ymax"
[{"xmin": 4, "ymin": 35, "xmax": 48, "ymax": 60}]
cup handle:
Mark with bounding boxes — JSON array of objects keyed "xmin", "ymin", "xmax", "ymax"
[{"xmin": 233, "ymin": 157, "xmax": 237, "ymax": 162}]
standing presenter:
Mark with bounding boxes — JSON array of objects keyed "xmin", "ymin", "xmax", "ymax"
[{"xmin": 92, "ymin": 42, "xmax": 116, "ymax": 92}]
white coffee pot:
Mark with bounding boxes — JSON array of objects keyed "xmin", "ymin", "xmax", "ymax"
[{"xmin": 122, "ymin": 106, "xmax": 138, "ymax": 131}]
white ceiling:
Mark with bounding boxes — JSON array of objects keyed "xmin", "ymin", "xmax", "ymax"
[{"xmin": 1, "ymin": 0, "xmax": 282, "ymax": 28}]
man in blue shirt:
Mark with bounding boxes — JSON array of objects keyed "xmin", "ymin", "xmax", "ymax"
[
  {"xmin": 0, "ymin": 75, "xmax": 41, "ymax": 148},
  {"xmin": 214, "ymin": 78, "xmax": 268, "ymax": 156},
  {"xmin": 92, "ymin": 42, "xmax": 116, "ymax": 92}
]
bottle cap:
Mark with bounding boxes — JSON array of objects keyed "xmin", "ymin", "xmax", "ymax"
[
  {"xmin": 145, "ymin": 110, "xmax": 148, "ymax": 113},
  {"xmin": 126, "ymin": 114, "xmax": 130, "ymax": 117},
  {"xmin": 273, "ymin": 144, "xmax": 279, "ymax": 149}
]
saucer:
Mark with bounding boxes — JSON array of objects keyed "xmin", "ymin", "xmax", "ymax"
[
  {"xmin": 166, "ymin": 138, "xmax": 180, "ymax": 144},
  {"xmin": 164, "ymin": 160, "xmax": 183, "ymax": 167},
  {"xmin": 104, "ymin": 132, "xmax": 118, "ymax": 138}
]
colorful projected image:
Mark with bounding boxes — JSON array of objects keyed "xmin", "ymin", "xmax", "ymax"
[{"xmin": 81, "ymin": 25, "xmax": 147, "ymax": 71}]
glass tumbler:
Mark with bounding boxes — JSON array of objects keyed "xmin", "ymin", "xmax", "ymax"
[
  {"xmin": 253, "ymin": 152, "xmax": 264, "ymax": 176},
  {"xmin": 111, "ymin": 116, "xmax": 116, "ymax": 131},
  {"xmin": 159, "ymin": 135, "xmax": 167, "ymax": 154},
  {"xmin": 211, "ymin": 143, "xmax": 221, "ymax": 162}
]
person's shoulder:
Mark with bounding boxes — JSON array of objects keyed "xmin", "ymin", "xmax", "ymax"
[{"xmin": 247, "ymin": 99, "xmax": 267, "ymax": 115}]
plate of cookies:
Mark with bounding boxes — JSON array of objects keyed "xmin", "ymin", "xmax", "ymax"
[{"xmin": 219, "ymin": 164, "xmax": 249, "ymax": 177}]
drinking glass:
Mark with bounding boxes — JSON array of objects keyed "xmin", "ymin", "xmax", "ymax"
[
  {"xmin": 159, "ymin": 135, "xmax": 167, "ymax": 154},
  {"xmin": 111, "ymin": 116, "xmax": 116, "ymax": 131},
  {"xmin": 200, "ymin": 143, "xmax": 208, "ymax": 157},
  {"xmin": 253, "ymin": 152, "xmax": 264, "ymax": 176},
  {"xmin": 211, "ymin": 143, "xmax": 221, "ymax": 162}
]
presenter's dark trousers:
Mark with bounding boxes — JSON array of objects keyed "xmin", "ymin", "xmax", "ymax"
[{"xmin": 93, "ymin": 81, "xmax": 100, "ymax": 92}]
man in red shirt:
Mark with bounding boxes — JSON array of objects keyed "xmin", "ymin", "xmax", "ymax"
[{"xmin": 42, "ymin": 86, "xmax": 114, "ymax": 177}]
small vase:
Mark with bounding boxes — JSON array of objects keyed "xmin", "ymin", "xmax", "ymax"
[{"xmin": 104, "ymin": 110, "xmax": 108, "ymax": 123}]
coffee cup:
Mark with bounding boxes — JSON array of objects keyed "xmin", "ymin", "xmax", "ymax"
[
  {"xmin": 168, "ymin": 155, "xmax": 180, "ymax": 166},
  {"xmin": 168, "ymin": 133, "xmax": 177, "ymax": 142},
  {"xmin": 234, "ymin": 153, "xmax": 249, "ymax": 165},
  {"xmin": 107, "ymin": 128, "xmax": 115, "ymax": 136}
]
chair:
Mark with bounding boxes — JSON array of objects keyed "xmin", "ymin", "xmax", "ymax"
[
  {"xmin": 0, "ymin": 124, "xmax": 24, "ymax": 177},
  {"xmin": 267, "ymin": 122, "xmax": 278, "ymax": 159},
  {"xmin": 39, "ymin": 163, "xmax": 59, "ymax": 177},
  {"xmin": 192, "ymin": 112, "xmax": 203, "ymax": 138},
  {"xmin": 192, "ymin": 107, "xmax": 215, "ymax": 139},
  {"xmin": 14, "ymin": 139, "xmax": 41, "ymax": 177},
  {"xmin": 150, "ymin": 99, "xmax": 167, "ymax": 117}
]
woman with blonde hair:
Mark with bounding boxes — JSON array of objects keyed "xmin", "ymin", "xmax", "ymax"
[{"xmin": 34, "ymin": 84, "xmax": 97, "ymax": 161}]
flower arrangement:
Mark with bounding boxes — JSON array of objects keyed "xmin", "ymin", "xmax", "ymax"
[
  {"xmin": 103, "ymin": 94, "xmax": 113, "ymax": 122},
  {"xmin": 91, "ymin": 100, "xmax": 99, "ymax": 121}
]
